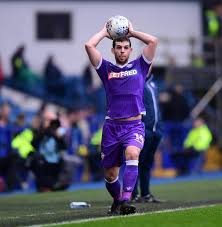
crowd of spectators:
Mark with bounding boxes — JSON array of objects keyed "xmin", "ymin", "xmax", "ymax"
[
  {"xmin": 5, "ymin": 44, "xmax": 106, "ymax": 112},
  {"xmin": 0, "ymin": 101, "xmax": 104, "ymax": 192}
]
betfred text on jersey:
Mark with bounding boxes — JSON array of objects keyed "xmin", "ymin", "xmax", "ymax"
[{"xmin": 108, "ymin": 69, "xmax": 137, "ymax": 80}]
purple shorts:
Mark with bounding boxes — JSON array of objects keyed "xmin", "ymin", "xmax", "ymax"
[{"xmin": 101, "ymin": 119, "xmax": 145, "ymax": 168}]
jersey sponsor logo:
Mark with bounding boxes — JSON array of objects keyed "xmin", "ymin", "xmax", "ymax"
[
  {"xmin": 134, "ymin": 133, "xmax": 144, "ymax": 145},
  {"xmin": 108, "ymin": 69, "xmax": 137, "ymax": 80}
]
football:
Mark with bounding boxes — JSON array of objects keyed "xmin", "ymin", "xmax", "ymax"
[{"xmin": 106, "ymin": 15, "xmax": 129, "ymax": 39}]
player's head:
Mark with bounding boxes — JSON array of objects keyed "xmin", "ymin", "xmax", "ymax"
[
  {"xmin": 112, "ymin": 37, "xmax": 132, "ymax": 65},
  {"xmin": 193, "ymin": 117, "xmax": 205, "ymax": 128}
]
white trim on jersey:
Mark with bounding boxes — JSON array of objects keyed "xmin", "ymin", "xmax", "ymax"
[
  {"xmin": 114, "ymin": 62, "xmax": 129, "ymax": 68},
  {"xmin": 142, "ymin": 54, "xmax": 152, "ymax": 65},
  {"xmin": 95, "ymin": 57, "xmax": 103, "ymax": 70}
]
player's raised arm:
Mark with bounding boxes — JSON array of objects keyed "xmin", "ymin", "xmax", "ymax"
[
  {"xmin": 127, "ymin": 22, "xmax": 158, "ymax": 62},
  {"xmin": 85, "ymin": 25, "xmax": 111, "ymax": 68}
]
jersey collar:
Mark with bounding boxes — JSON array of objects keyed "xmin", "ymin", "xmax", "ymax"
[{"xmin": 114, "ymin": 62, "xmax": 129, "ymax": 68}]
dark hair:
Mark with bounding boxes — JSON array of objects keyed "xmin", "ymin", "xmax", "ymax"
[{"xmin": 112, "ymin": 37, "xmax": 131, "ymax": 48}]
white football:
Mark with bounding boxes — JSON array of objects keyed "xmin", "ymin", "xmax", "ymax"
[{"xmin": 106, "ymin": 15, "xmax": 129, "ymax": 39}]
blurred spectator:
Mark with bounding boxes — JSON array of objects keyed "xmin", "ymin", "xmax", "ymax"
[
  {"xmin": 160, "ymin": 84, "xmax": 190, "ymax": 122},
  {"xmin": 14, "ymin": 113, "xmax": 26, "ymax": 128},
  {"xmin": 31, "ymin": 118, "xmax": 66, "ymax": 192},
  {"xmin": 12, "ymin": 113, "xmax": 26, "ymax": 136},
  {"xmin": 171, "ymin": 117, "xmax": 213, "ymax": 175},
  {"xmin": 66, "ymin": 111, "xmax": 84, "ymax": 156},
  {"xmin": 10, "ymin": 44, "xmax": 39, "ymax": 89},
  {"xmin": 204, "ymin": 0, "xmax": 222, "ymax": 38},
  {"xmin": 10, "ymin": 115, "xmax": 41, "ymax": 191},
  {"xmin": 32, "ymin": 108, "xmax": 58, "ymax": 152},
  {"xmin": 43, "ymin": 55, "xmax": 65, "ymax": 96},
  {"xmin": 11, "ymin": 125, "xmax": 35, "ymax": 190},
  {"xmin": 0, "ymin": 102, "xmax": 11, "ymax": 125},
  {"xmin": 41, "ymin": 108, "xmax": 57, "ymax": 129},
  {"xmin": 50, "ymin": 110, "xmax": 85, "ymax": 189},
  {"xmin": 11, "ymin": 44, "xmax": 27, "ymax": 77},
  {"xmin": 203, "ymin": 0, "xmax": 222, "ymax": 65},
  {"xmin": 64, "ymin": 110, "xmax": 88, "ymax": 182}
]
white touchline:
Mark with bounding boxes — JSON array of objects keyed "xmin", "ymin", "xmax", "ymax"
[{"xmin": 31, "ymin": 203, "xmax": 217, "ymax": 227}]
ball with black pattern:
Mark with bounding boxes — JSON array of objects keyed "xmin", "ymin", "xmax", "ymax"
[{"xmin": 106, "ymin": 15, "xmax": 129, "ymax": 39}]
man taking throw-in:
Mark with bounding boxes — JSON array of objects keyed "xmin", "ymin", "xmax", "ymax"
[{"xmin": 85, "ymin": 20, "xmax": 158, "ymax": 215}]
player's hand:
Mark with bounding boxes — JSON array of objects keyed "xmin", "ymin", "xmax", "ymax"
[
  {"xmin": 127, "ymin": 21, "xmax": 134, "ymax": 38},
  {"xmin": 102, "ymin": 24, "xmax": 112, "ymax": 39}
]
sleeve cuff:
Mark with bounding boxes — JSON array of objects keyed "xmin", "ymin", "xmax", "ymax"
[
  {"xmin": 142, "ymin": 54, "xmax": 152, "ymax": 65},
  {"xmin": 95, "ymin": 57, "xmax": 103, "ymax": 70}
]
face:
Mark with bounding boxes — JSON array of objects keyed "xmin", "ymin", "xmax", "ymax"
[
  {"xmin": 112, "ymin": 41, "xmax": 132, "ymax": 65},
  {"xmin": 193, "ymin": 118, "xmax": 203, "ymax": 128}
]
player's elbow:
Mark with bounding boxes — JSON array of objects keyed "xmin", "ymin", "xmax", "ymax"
[
  {"xmin": 85, "ymin": 42, "xmax": 91, "ymax": 51},
  {"xmin": 147, "ymin": 37, "xmax": 158, "ymax": 50},
  {"xmin": 85, "ymin": 41, "xmax": 96, "ymax": 50},
  {"xmin": 152, "ymin": 37, "xmax": 159, "ymax": 46}
]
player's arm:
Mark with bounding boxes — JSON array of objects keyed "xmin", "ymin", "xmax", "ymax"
[
  {"xmin": 85, "ymin": 25, "xmax": 111, "ymax": 68},
  {"xmin": 127, "ymin": 22, "xmax": 158, "ymax": 62}
]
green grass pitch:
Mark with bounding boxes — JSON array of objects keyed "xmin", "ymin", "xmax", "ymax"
[{"xmin": 46, "ymin": 204, "xmax": 222, "ymax": 227}]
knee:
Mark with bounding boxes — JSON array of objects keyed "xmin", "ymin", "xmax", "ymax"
[
  {"xmin": 125, "ymin": 147, "xmax": 140, "ymax": 160},
  {"xmin": 104, "ymin": 173, "xmax": 118, "ymax": 182},
  {"xmin": 104, "ymin": 168, "xmax": 119, "ymax": 182}
]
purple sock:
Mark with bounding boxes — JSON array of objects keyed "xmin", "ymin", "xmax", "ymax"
[
  {"xmin": 105, "ymin": 177, "xmax": 121, "ymax": 202},
  {"xmin": 122, "ymin": 160, "xmax": 138, "ymax": 201}
]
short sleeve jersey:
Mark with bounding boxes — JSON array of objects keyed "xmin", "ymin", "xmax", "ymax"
[{"xmin": 96, "ymin": 55, "xmax": 151, "ymax": 119}]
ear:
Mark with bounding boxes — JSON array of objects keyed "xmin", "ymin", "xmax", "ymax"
[{"xmin": 111, "ymin": 48, "xmax": 114, "ymax": 54}]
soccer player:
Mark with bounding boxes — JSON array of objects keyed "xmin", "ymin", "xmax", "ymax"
[
  {"xmin": 132, "ymin": 75, "xmax": 164, "ymax": 203},
  {"xmin": 85, "ymin": 21, "xmax": 158, "ymax": 215}
]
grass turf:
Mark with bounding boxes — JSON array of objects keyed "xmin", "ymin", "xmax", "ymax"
[
  {"xmin": 46, "ymin": 204, "xmax": 222, "ymax": 227},
  {"xmin": 0, "ymin": 179, "xmax": 221, "ymax": 227}
]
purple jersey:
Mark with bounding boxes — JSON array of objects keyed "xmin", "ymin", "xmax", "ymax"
[{"xmin": 96, "ymin": 55, "xmax": 151, "ymax": 119}]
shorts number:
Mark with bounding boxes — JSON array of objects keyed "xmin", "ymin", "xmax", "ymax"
[{"xmin": 134, "ymin": 133, "xmax": 144, "ymax": 145}]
